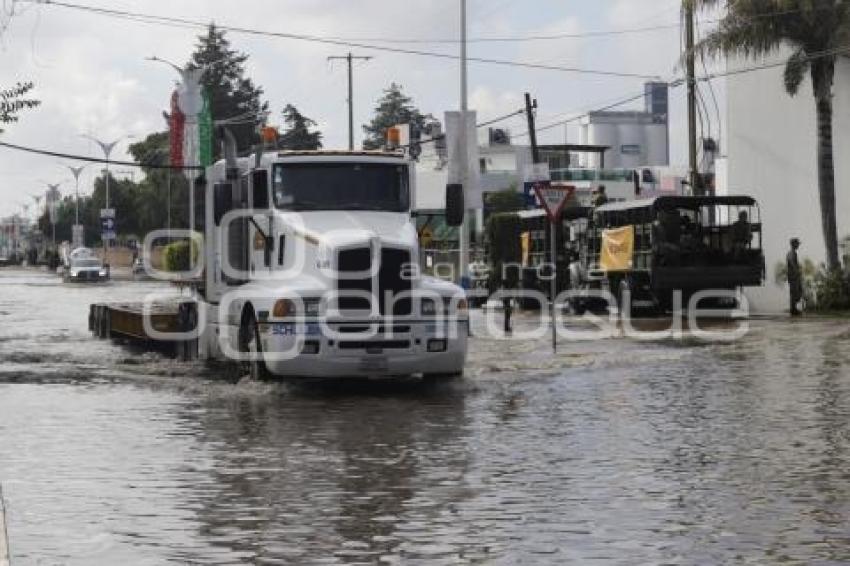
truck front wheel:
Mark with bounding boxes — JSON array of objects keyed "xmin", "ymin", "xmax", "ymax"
[{"xmin": 240, "ymin": 310, "xmax": 273, "ymax": 381}]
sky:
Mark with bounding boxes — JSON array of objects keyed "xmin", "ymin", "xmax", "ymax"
[{"xmin": 0, "ymin": 0, "xmax": 724, "ymax": 218}]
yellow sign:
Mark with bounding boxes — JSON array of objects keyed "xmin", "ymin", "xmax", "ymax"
[
  {"xmin": 600, "ymin": 226, "xmax": 635, "ymax": 272},
  {"xmin": 420, "ymin": 226, "xmax": 434, "ymax": 248},
  {"xmin": 521, "ymin": 232, "xmax": 531, "ymax": 266}
]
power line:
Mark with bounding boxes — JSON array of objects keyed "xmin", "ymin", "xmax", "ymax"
[
  {"xmin": 26, "ymin": 0, "xmax": 660, "ymax": 79},
  {"xmin": 0, "ymin": 109, "xmax": 525, "ymax": 166},
  {"xmin": 513, "ymin": 39, "xmax": 850, "ymax": 140},
  {"xmin": 325, "ymin": 22, "xmax": 684, "ymax": 44},
  {"xmin": 0, "ymin": 140, "xmax": 205, "ymax": 169}
]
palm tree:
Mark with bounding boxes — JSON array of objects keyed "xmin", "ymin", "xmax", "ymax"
[{"xmin": 693, "ymin": 0, "xmax": 849, "ymax": 271}]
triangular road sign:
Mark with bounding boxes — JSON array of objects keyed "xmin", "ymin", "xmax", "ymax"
[{"xmin": 532, "ymin": 182, "xmax": 575, "ymax": 223}]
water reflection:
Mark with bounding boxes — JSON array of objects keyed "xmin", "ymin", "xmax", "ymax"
[{"xmin": 186, "ymin": 382, "xmax": 469, "ymax": 563}]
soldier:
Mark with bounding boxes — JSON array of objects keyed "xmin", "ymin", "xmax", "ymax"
[
  {"xmin": 787, "ymin": 238, "xmax": 803, "ymax": 316},
  {"xmin": 731, "ymin": 210, "xmax": 752, "ymax": 249}
]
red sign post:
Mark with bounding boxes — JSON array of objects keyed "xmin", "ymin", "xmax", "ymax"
[{"xmin": 531, "ymin": 182, "xmax": 575, "ymax": 353}]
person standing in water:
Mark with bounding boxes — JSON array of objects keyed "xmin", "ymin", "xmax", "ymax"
[{"xmin": 787, "ymin": 238, "xmax": 803, "ymax": 316}]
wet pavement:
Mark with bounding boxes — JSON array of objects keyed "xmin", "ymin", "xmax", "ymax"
[{"xmin": 1, "ymin": 267, "xmax": 849, "ymax": 564}]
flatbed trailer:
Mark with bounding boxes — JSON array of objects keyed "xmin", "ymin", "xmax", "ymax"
[{"xmin": 89, "ymin": 299, "xmax": 199, "ymax": 359}]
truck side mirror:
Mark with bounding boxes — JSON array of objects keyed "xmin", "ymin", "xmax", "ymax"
[
  {"xmin": 213, "ymin": 183, "xmax": 232, "ymax": 226},
  {"xmin": 445, "ymin": 183, "xmax": 464, "ymax": 227},
  {"xmin": 252, "ymin": 170, "xmax": 269, "ymax": 209}
]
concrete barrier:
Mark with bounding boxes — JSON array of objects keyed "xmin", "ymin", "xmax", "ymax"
[{"xmin": 0, "ymin": 484, "xmax": 9, "ymax": 566}]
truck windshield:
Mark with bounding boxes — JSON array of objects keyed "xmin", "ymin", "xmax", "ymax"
[{"xmin": 272, "ymin": 162, "xmax": 409, "ymax": 212}]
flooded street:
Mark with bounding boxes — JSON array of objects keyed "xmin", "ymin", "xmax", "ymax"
[{"xmin": 1, "ymin": 268, "xmax": 850, "ymax": 564}]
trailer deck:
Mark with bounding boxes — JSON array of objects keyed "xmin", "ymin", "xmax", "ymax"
[{"xmin": 89, "ymin": 299, "xmax": 199, "ymax": 359}]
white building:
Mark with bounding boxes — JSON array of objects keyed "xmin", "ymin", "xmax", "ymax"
[
  {"xmin": 579, "ymin": 82, "xmax": 670, "ymax": 169},
  {"xmin": 719, "ymin": 55, "xmax": 850, "ymax": 312}
]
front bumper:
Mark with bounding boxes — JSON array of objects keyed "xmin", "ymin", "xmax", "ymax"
[
  {"xmin": 258, "ymin": 319, "xmax": 468, "ymax": 378},
  {"xmin": 68, "ymin": 270, "xmax": 106, "ymax": 282}
]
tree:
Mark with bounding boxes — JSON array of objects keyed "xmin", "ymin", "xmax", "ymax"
[
  {"xmin": 279, "ymin": 104, "xmax": 322, "ymax": 150},
  {"xmin": 0, "ymin": 82, "xmax": 39, "ymax": 134},
  {"xmin": 190, "ymin": 24, "xmax": 268, "ymax": 157},
  {"xmin": 694, "ymin": 0, "xmax": 848, "ymax": 271},
  {"xmin": 362, "ymin": 83, "xmax": 430, "ymax": 150},
  {"xmin": 125, "ymin": 133, "xmax": 190, "ymax": 235},
  {"xmin": 485, "ymin": 188, "xmax": 525, "ymax": 214}
]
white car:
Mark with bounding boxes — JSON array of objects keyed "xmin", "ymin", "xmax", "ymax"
[{"xmin": 65, "ymin": 248, "xmax": 109, "ymax": 282}]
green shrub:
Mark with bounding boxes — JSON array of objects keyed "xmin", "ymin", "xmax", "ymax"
[
  {"xmin": 163, "ymin": 239, "xmax": 199, "ymax": 272},
  {"xmin": 812, "ymin": 267, "xmax": 850, "ymax": 312}
]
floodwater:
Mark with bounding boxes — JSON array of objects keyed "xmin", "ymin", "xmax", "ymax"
[{"xmin": 1, "ymin": 267, "xmax": 850, "ymax": 565}]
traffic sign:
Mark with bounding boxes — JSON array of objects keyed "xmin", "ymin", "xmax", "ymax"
[
  {"xmin": 532, "ymin": 182, "xmax": 576, "ymax": 224},
  {"xmin": 101, "ymin": 217, "xmax": 116, "ymax": 240}
]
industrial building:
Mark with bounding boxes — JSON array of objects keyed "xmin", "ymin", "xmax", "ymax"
[{"xmin": 578, "ymin": 82, "xmax": 670, "ymax": 169}]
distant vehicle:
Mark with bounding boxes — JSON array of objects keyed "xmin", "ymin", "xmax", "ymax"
[
  {"xmin": 64, "ymin": 247, "xmax": 109, "ymax": 282},
  {"xmin": 132, "ymin": 257, "xmax": 147, "ymax": 277},
  {"xmin": 567, "ymin": 196, "xmax": 765, "ymax": 315},
  {"xmin": 0, "ymin": 254, "xmax": 9, "ymax": 267}
]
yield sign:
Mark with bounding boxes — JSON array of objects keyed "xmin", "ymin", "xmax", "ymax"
[{"xmin": 532, "ymin": 182, "xmax": 576, "ymax": 223}]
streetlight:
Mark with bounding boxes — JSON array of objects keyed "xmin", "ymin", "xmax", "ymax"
[
  {"xmin": 65, "ymin": 164, "xmax": 86, "ymax": 221},
  {"xmin": 147, "ymin": 54, "xmax": 220, "ymax": 235},
  {"xmin": 148, "ymin": 55, "xmax": 201, "ymax": 235},
  {"xmin": 66, "ymin": 165, "xmax": 86, "ymax": 248},
  {"xmin": 80, "ymin": 133, "xmax": 134, "ymax": 266},
  {"xmin": 43, "ymin": 182, "xmax": 62, "ymax": 260}
]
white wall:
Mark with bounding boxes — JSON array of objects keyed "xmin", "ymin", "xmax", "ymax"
[
  {"xmin": 580, "ymin": 117, "xmax": 669, "ymax": 169},
  {"xmin": 725, "ymin": 56, "xmax": 850, "ymax": 312}
]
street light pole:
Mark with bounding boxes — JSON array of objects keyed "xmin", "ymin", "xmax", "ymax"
[
  {"xmin": 66, "ymin": 165, "xmax": 85, "ymax": 226},
  {"xmin": 81, "ymin": 134, "xmax": 132, "ymax": 266},
  {"xmin": 147, "ymin": 55, "xmax": 210, "ymax": 235},
  {"xmin": 45, "ymin": 182, "xmax": 61, "ymax": 257}
]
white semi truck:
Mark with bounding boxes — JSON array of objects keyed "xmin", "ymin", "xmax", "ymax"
[{"xmin": 182, "ymin": 131, "xmax": 469, "ymax": 380}]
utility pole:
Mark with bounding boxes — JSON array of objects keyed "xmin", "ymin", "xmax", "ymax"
[
  {"xmin": 685, "ymin": 1, "xmax": 699, "ymax": 195},
  {"xmin": 328, "ymin": 52, "xmax": 372, "ymax": 150},
  {"xmin": 525, "ymin": 92, "xmax": 557, "ymax": 353},
  {"xmin": 458, "ymin": 0, "xmax": 470, "ymax": 285},
  {"xmin": 525, "ymin": 93, "xmax": 540, "ymax": 163}
]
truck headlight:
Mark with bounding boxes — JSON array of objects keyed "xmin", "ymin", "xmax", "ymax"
[
  {"xmin": 274, "ymin": 298, "xmax": 320, "ymax": 318},
  {"xmin": 273, "ymin": 299, "xmax": 295, "ymax": 318}
]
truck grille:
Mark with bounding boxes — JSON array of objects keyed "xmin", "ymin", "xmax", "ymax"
[
  {"xmin": 379, "ymin": 248, "xmax": 412, "ymax": 315},
  {"xmin": 336, "ymin": 246, "xmax": 413, "ymax": 315},
  {"xmin": 337, "ymin": 247, "xmax": 372, "ymax": 311}
]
